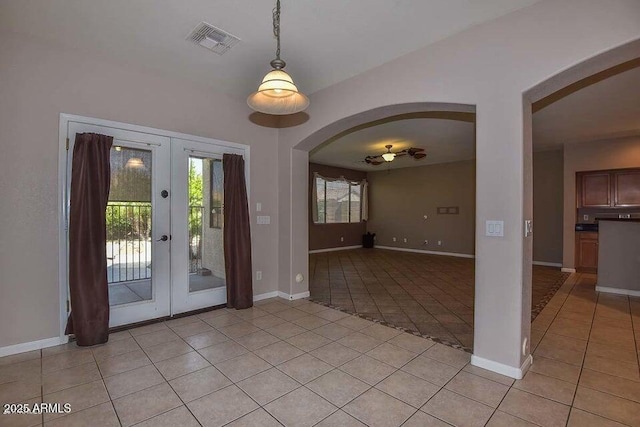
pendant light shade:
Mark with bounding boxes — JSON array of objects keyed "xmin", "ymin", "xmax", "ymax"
[
  {"xmin": 247, "ymin": 69, "xmax": 309, "ymax": 115},
  {"xmin": 247, "ymin": 0, "xmax": 309, "ymax": 115}
]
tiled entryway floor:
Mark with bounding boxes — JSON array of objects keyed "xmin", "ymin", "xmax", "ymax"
[
  {"xmin": 1, "ymin": 274, "xmax": 639, "ymax": 426},
  {"xmin": 310, "ymin": 249, "xmax": 569, "ymax": 349}
]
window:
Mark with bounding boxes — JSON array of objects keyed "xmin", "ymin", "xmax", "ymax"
[
  {"xmin": 315, "ymin": 176, "xmax": 362, "ymax": 223},
  {"xmin": 209, "ymin": 159, "xmax": 223, "ymax": 228}
]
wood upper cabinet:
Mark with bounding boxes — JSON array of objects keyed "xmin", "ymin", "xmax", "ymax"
[
  {"xmin": 614, "ymin": 170, "xmax": 640, "ymax": 207},
  {"xmin": 577, "ymin": 168, "xmax": 640, "ymax": 208},
  {"xmin": 580, "ymin": 172, "xmax": 611, "ymax": 207}
]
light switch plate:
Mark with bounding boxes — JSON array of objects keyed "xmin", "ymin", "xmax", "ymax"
[
  {"xmin": 256, "ymin": 202, "xmax": 262, "ymax": 212},
  {"xmin": 486, "ymin": 220, "xmax": 504, "ymax": 237},
  {"xmin": 257, "ymin": 215, "xmax": 270, "ymax": 225}
]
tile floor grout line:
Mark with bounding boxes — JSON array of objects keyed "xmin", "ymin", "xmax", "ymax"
[
  {"xmin": 628, "ymin": 296, "xmax": 640, "ymax": 370},
  {"xmin": 526, "ymin": 272, "xmax": 584, "ymax": 427},
  {"xmin": 40, "ymin": 348, "xmax": 44, "ymax": 426},
  {"xmin": 93, "ymin": 348, "xmax": 125, "ymax": 427},
  {"xmin": 511, "ymin": 272, "xmax": 579, "ymax": 427}
]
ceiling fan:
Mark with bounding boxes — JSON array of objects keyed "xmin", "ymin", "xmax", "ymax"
[{"xmin": 363, "ymin": 144, "xmax": 426, "ymax": 165}]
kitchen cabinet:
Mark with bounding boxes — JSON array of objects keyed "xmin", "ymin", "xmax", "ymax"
[
  {"xmin": 579, "ymin": 172, "xmax": 611, "ymax": 207},
  {"xmin": 577, "ymin": 168, "xmax": 640, "ymax": 208},
  {"xmin": 575, "ymin": 232, "xmax": 598, "ymax": 273},
  {"xmin": 614, "ymin": 169, "xmax": 640, "ymax": 207}
]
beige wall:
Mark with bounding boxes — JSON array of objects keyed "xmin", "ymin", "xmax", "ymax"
[
  {"xmin": 364, "ymin": 154, "xmax": 563, "ymax": 263},
  {"xmin": 0, "ymin": 32, "xmax": 279, "ymax": 348},
  {"xmin": 563, "ymin": 136, "xmax": 640, "ymax": 269},
  {"xmin": 278, "ymin": 0, "xmax": 640, "ymax": 371},
  {"xmin": 367, "ymin": 160, "xmax": 476, "ymax": 255},
  {"xmin": 533, "ymin": 150, "xmax": 564, "ymax": 264},
  {"xmin": 308, "ymin": 163, "xmax": 367, "ymax": 251}
]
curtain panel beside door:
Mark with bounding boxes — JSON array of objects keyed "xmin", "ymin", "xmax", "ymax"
[
  {"xmin": 66, "ymin": 133, "xmax": 113, "ymax": 346},
  {"xmin": 223, "ymin": 154, "xmax": 253, "ymax": 309}
]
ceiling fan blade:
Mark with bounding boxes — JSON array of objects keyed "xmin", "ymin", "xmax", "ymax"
[
  {"xmin": 413, "ymin": 153, "xmax": 427, "ymax": 159},
  {"xmin": 395, "ymin": 153, "xmax": 407, "ymax": 157},
  {"xmin": 370, "ymin": 160, "xmax": 383, "ymax": 165},
  {"xmin": 407, "ymin": 148, "xmax": 425, "ymax": 156}
]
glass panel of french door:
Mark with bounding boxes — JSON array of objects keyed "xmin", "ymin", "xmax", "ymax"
[
  {"xmin": 171, "ymin": 138, "xmax": 228, "ymax": 314},
  {"xmin": 67, "ymin": 122, "xmax": 171, "ymax": 327}
]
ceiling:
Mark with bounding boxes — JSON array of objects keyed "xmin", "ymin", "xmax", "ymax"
[
  {"xmin": 310, "ymin": 115, "xmax": 475, "ymax": 171},
  {"xmin": 532, "ymin": 66, "xmax": 640, "ymax": 150},
  {"xmin": 311, "ymin": 65, "xmax": 640, "ymax": 171},
  {"xmin": 0, "ymin": 0, "xmax": 539, "ymax": 99}
]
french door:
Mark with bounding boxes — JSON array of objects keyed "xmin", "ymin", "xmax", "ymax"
[{"xmin": 65, "ymin": 121, "xmax": 233, "ymax": 327}]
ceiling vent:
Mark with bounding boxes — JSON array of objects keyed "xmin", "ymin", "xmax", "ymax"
[{"xmin": 186, "ymin": 22, "xmax": 240, "ymax": 55}]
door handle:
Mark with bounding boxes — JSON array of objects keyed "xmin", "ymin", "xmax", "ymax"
[{"xmin": 157, "ymin": 235, "xmax": 169, "ymax": 242}]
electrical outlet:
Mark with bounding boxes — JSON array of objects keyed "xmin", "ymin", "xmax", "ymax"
[
  {"xmin": 437, "ymin": 240, "xmax": 442, "ymax": 246},
  {"xmin": 340, "ymin": 236, "xmax": 344, "ymax": 242},
  {"xmin": 256, "ymin": 271, "xmax": 262, "ymax": 281},
  {"xmin": 423, "ymin": 215, "xmax": 428, "ymax": 220},
  {"xmin": 392, "ymin": 237, "xmax": 396, "ymax": 242},
  {"xmin": 583, "ymin": 214, "xmax": 589, "ymax": 221},
  {"xmin": 424, "ymin": 240, "xmax": 428, "ymax": 245},
  {"xmin": 403, "ymin": 238, "xmax": 407, "ymax": 243}
]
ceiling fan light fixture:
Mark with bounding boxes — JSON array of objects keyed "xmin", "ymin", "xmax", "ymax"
[
  {"xmin": 247, "ymin": 0, "xmax": 309, "ymax": 115},
  {"xmin": 381, "ymin": 152, "xmax": 396, "ymax": 162}
]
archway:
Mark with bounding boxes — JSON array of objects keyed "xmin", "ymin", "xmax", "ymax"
[{"xmin": 275, "ymin": 4, "xmax": 640, "ymax": 377}]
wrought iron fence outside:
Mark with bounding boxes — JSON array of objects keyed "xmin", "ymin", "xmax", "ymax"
[
  {"xmin": 105, "ymin": 203, "xmax": 204, "ymax": 282},
  {"xmin": 189, "ymin": 206, "xmax": 204, "ymax": 274}
]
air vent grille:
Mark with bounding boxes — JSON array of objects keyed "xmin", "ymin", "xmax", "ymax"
[{"xmin": 186, "ymin": 22, "xmax": 240, "ymax": 55}]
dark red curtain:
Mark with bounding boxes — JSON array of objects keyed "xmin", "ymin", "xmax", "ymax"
[
  {"xmin": 223, "ymin": 154, "xmax": 253, "ymax": 309},
  {"xmin": 65, "ymin": 133, "xmax": 113, "ymax": 346}
]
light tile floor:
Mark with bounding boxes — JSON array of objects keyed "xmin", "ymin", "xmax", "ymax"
[
  {"xmin": 1, "ymin": 272, "xmax": 639, "ymax": 426},
  {"xmin": 310, "ymin": 249, "xmax": 569, "ymax": 349}
]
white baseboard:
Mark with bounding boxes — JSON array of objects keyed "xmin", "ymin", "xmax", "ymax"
[
  {"xmin": 471, "ymin": 354, "xmax": 533, "ymax": 380},
  {"xmin": 595, "ymin": 286, "xmax": 640, "ymax": 297},
  {"xmin": 309, "ymin": 245, "xmax": 362, "ymax": 254},
  {"xmin": 253, "ymin": 291, "xmax": 279, "ymax": 302},
  {"xmin": 561, "ymin": 267, "xmax": 577, "ymax": 273},
  {"xmin": 278, "ymin": 291, "xmax": 311, "ymax": 301},
  {"xmin": 376, "ymin": 245, "xmax": 475, "ymax": 259},
  {"xmin": 255, "ymin": 290, "xmax": 311, "ymax": 302},
  {"xmin": 0, "ymin": 336, "xmax": 68, "ymax": 358},
  {"xmin": 533, "ymin": 261, "xmax": 562, "ymax": 267}
]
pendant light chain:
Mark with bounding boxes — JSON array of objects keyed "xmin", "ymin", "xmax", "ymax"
[
  {"xmin": 247, "ymin": 0, "xmax": 309, "ymax": 115},
  {"xmin": 273, "ymin": 0, "xmax": 281, "ymax": 61}
]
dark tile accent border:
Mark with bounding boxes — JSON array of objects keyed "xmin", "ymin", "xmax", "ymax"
[
  {"xmin": 530, "ymin": 272, "xmax": 570, "ymax": 321},
  {"xmin": 311, "ymin": 271, "xmax": 571, "ymax": 355},
  {"xmin": 308, "ymin": 297, "xmax": 472, "ymax": 354}
]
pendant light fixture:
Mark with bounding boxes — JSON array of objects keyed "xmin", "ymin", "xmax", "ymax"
[{"xmin": 247, "ymin": 0, "xmax": 309, "ymax": 115}]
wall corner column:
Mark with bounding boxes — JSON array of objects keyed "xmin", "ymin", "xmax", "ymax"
[{"xmin": 471, "ymin": 95, "xmax": 533, "ymax": 379}]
